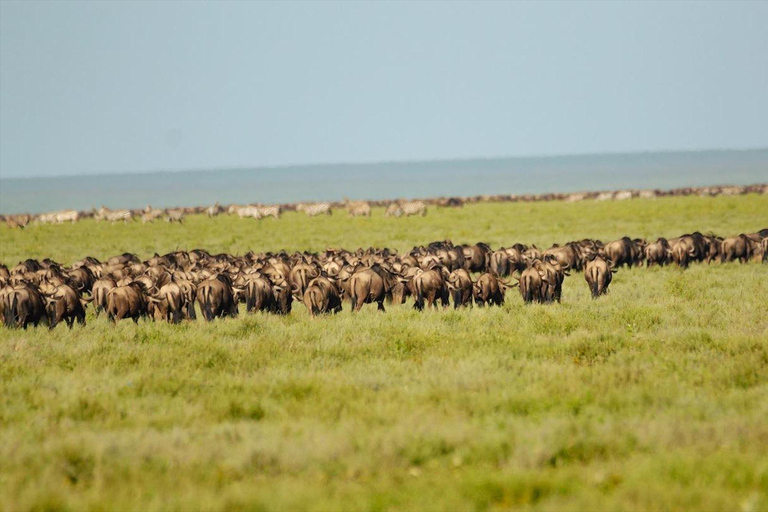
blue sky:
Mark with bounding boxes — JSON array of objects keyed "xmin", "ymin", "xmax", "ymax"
[{"xmin": 1, "ymin": 1, "xmax": 766, "ymax": 178}]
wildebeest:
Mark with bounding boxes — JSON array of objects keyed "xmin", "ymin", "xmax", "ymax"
[
  {"xmin": 644, "ymin": 238, "xmax": 671, "ymax": 267},
  {"xmin": 669, "ymin": 234, "xmax": 706, "ymax": 268},
  {"xmin": 91, "ymin": 277, "xmax": 116, "ymax": 316},
  {"xmin": 473, "ymin": 273, "xmax": 507, "ymax": 307},
  {"xmin": 106, "ymin": 282, "xmax": 147, "ymax": 323},
  {"xmin": 544, "ymin": 243, "xmax": 583, "ymax": 272},
  {"xmin": 348, "ymin": 264, "xmax": 397, "ymax": 312},
  {"xmin": 462, "ymin": 243, "xmax": 492, "ymax": 273},
  {"xmin": 516, "ymin": 267, "xmax": 544, "ymax": 304},
  {"xmin": 446, "ymin": 269, "xmax": 473, "ymax": 308},
  {"xmin": 289, "ymin": 261, "xmax": 319, "ymax": 301},
  {"xmin": 584, "ymin": 255, "xmax": 614, "ymax": 298},
  {"xmin": 3, "ymin": 284, "xmax": 48, "ymax": 328},
  {"xmin": 197, "ymin": 274, "xmax": 239, "ymax": 321},
  {"xmin": 147, "ymin": 282, "xmax": 184, "ymax": 323},
  {"xmin": 408, "ymin": 267, "xmax": 449, "ymax": 310},
  {"xmin": 533, "ymin": 256, "xmax": 568, "ymax": 303},
  {"xmin": 604, "ymin": 237, "xmax": 636, "ymax": 268},
  {"xmin": 721, "ymin": 235, "xmax": 756, "ymax": 263},
  {"xmin": 302, "ymin": 276, "xmax": 342, "ymax": 316},
  {"xmin": 39, "ymin": 280, "xmax": 88, "ymax": 328}
]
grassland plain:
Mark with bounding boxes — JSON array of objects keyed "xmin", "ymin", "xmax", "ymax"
[{"xmin": 1, "ymin": 194, "xmax": 767, "ymax": 511}]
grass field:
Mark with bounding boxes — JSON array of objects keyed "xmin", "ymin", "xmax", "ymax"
[{"xmin": 1, "ymin": 194, "xmax": 767, "ymax": 511}]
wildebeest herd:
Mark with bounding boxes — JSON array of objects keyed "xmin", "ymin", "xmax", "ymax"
[
  {"xmin": 4, "ymin": 183, "xmax": 766, "ymax": 229},
  {"xmin": 1, "ymin": 229, "xmax": 765, "ymax": 329}
]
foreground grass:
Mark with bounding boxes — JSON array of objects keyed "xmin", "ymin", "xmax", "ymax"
[{"xmin": 1, "ymin": 195, "xmax": 767, "ymax": 511}]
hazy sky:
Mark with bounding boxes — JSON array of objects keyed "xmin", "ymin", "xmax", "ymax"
[{"xmin": 1, "ymin": 1, "xmax": 767, "ymax": 179}]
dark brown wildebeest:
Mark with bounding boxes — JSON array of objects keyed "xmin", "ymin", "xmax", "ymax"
[
  {"xmin": 270, "ymin": 276, "xmax": 293, "ymax": 315},
  {"xmin": 473, "ymin": 273, "xmax": 508, "ymax": 307},
  {"xmin": 348, "ymin": 264, "xmax": 397, "ymax": 312},
  {"xmin": 289, "ymin": 261, "xmax": 319, "ymax": 301},
  {"xmin": 239, "ymin": 274, "xmax": 276, "ymax": 313},
  {"xmin": 446, "ymin": 269, "xmax": 473, "ymax": 308},
  {"xmin": 4, "ymin": 284, "xmax": 47, "ymax": 328},
  {"xmin": 12, "ymin": 259, "xmax": 42, "ymax": 276},
  {"xmin": 669, "ymin": 234, "xmax": 706, "ymax": 269},
  {"xmin": 462, "ymin": 243, "xmax": 491, "ymax": 273},
  {"xmin": 604, "ymin": 238, "xmax": 635, "ymax": 268},
  {"xmin": 390, "ymin": 266, "xmax": 419, "ymax": 305},
  {"xmin": 721, "ymin": 235, "xmax": 756, "ymax": 263},
  {"xmin": 147, "ymin": 282, "xmax": 184, "ymax": 323},
  {"xmin": 703, "ymin": 234, "xmax": 723, "ymax": 263},
  {"xmin": 106, "ymin": 282, "xmax": 147, "ymax": 323},
  {"xmin": 171, "ymin": 274, "xmax": 197, "ymax": 319},
  {"xmin": 488, "ymin": 250, "xmax": 511, "ymax": 277},
  {"xmin": 39, "ymin": 280, "xmax": 88, "ymax": 328},
  {"xmin": 544, "ymin": 243, "xmax": 582, "ymax": 271},
  {"xmin": 644, "ymin": 238, "xmax": 670, "ymax": 267},
  {"xmin": 67, "ymin": 266, "xmax": 96, "ymax": 294},
  {"xmin": 197, "ymin": 274, "xmax": 238, "ymax": 321},
  {"xmin": 516, "ymin": 266, "xmax": 544, "ymax": 304},
  {"xmin": 584, "ymin": 255, "xmax": 615, "ymax": 298},
  {"xmin": 92, "ymin": 277, "xmax": 117, "ymax": 316},
  {"xmin": 302, "ymin": 276, "xmax": 342, "ymax": 316},
  {"xmin": 534, "ymin": 255, "xmax": 568, "ymax": 303},
  {"xmin": 0, "ymin": 283, "xmax": 15, "ymax": 325},
  {"xmin": 503, "ymin": 244, "xmax": 528, "ymax": 273},
  {"xmin": 408, "ymin": 267, "xmax": 449, "ymax": 310}
]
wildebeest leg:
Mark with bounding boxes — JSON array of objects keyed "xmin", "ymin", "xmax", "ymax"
[
  {"xmin": 377, "ymin": 301, "xmax": 385, "ymax": 312},
  {"xmin": 132, "ymin": 316, "xmax": 139, "ymax": 324}
]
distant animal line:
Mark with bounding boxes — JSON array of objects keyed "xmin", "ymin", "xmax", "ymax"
[
  {"xmin": 1, "ymin": 229, "xmax": 765, "ymax": 329},
  {"xmin": 3, "ymin": 183, "xmax": 765, "ymax": 229}
]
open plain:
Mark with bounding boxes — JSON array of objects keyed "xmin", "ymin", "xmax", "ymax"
[{"xmin": 1, "ymin": 194, "xmax": 767, "ymax": 511}]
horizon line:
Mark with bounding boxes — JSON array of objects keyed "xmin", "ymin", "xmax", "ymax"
[{"xmin": 1, "ymin": 146, "xmax": 767, "ymax": 181}]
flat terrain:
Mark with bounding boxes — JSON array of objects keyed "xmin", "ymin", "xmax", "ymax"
[{"xmin": 1, "ymin": 195, "xmax": 767, "ymax": 511}]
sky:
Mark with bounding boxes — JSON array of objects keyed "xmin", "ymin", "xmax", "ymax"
[{"xmin": 1, "ymin": 1, "xmax": 767, "ymax": 179}]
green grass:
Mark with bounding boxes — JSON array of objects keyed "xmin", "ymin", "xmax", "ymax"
[{"xmin": 1, "ymin": 194, "xmax": 768, "ymax": 511}]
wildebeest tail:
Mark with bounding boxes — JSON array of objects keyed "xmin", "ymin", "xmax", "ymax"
[
  {"xmin": 415, "ymin": 279, "xmax": 425, "ymax": 308},
  {"xmin": 452, "ymin": 289, "xmax": 461, "ymax": 308},
  {"xmin": 521, "ymin": 276, "xmax": 532, "ymax": 303},
  {"xmin": 200, "ymin": 287, "xmax": 213, "ymax": 321},
  {"xmin": 171, "ymin": 297, "xmax": 182, "ymax": 324},
  {"xmin": 246, "ymin": 287, "xmax": 255, "ymax": 312},
  {"xmin": 4, "ymin": 292, "xmax": 18, "ymax": 327},
  {"xmin": 310, "ymin": 288, "xmax": 321, "ymax": 316},
  {"xmin": 106, "ymin": 292, "xmax": 116, "ymax": 322}
]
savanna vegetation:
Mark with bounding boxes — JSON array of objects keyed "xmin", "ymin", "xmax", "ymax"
[{"xmin": 1, "ymin": 194, "xmax": 767, "ymax": 511}]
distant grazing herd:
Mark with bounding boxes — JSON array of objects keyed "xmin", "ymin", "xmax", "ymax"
[
  {"xmin": 1, "ymin": 229, "xmax": 765, "ymax": 329},
  {"xmin": 2, "ymin": 183, "xmax": 765, "ymax": 228}
]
